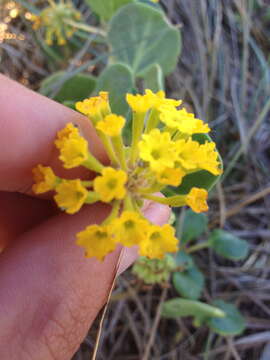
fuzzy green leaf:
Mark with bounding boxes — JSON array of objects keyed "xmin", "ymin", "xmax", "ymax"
[
  {"xmin": 96, "ymin": 63, "xmax": 134, "ymax": 116},
  {"xmin": 142, "ymin": 63, "xmax": 164, "ymax": 91},
  {"xmin": 85, "ymin": 0, "xmax": 134, "ymax": 21},
  {"xmin": 209, "ymin": 230, "xmax": 249, "ymax": 260},
  {"xmin": 40, "ymin": 72, "xmax": 96, "ymax": 102},
  {"xmin": 207, "ymin": 300, "xmax": 246, "ymax": 336},
  {"xmin": 108, "ymin": 3, "xmax": 181, "ymax": 76},
  {"xmin": 173, "ymin": 265, "xmax": 204, "ymax": 300},
  {"xmin": 181, "ymin": 210, "xmax": 208, "ymax": 245}
]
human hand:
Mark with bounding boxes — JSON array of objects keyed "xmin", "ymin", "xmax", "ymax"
[{"xmin": 0, "ymin": 75, "xmax": 170, "ymax": 360}]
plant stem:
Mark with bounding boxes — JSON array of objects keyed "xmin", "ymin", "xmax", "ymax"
[{"xmin": 186, "ymin": 241, "xmax": 211, "ymax": 254}]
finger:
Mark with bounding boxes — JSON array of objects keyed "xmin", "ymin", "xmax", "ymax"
[
  {"xmin": 0, "ymin": 75, "xmax": 106, "ymax": 193},
  {"xmin": 0, "ymin": 200, "xmax": 170, "ymax": 360},
  {"xmin": 0, "ymin": 191, "xmax": 57, "ymax": 251}
]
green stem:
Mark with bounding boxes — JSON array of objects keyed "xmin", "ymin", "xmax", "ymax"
[
  {"xmin": 142, "ymin": 194, "xmax": 186, "ymax": 207},
  {"xmin": 85, "ymin": 191, "xmax": 100, "ymax": 204},
  {"xmin": 186, "ymin": 241, "xmax": 211, "ymax": 254},
  {"xmin": 124, "ymin": 195, "xmax": 134, "ymax": 211},
  {"xmin": 63, "ymin": 19, "xmax": 107, "ymax": 37},
  {"xmin": 96, "ymin": 131, "xmax": 118, "ymax": 165},
  {"xmin": 112, "ymin": 135, "xmax": 127, "ymax": 171},
  {"xmin": 145, "ymin": 108, "xmax": 159, "ymax": 133},
  {"xmin": 102, "ymin": 201, "xmax": 121, "ymax": 225},
  {"xmin": 130, "ymin": 112, "xmax": 146, "ymax": 164},
  {"xmin": 83, "ymin": 153, "xmax": 104, "ymax": 173},
  {"xmin": 81, "ymin": 180, "xmax": 93, "ymax": 187}
]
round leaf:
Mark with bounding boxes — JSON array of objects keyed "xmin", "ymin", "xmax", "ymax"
[
  {"xmin": 174, "ymin": 251, "xmax": 194, "ymax": 269},
  {"xmin": 173, "ymin": 265, "xmax": 204, "ymax": 300},
  {"xmin": 85, "ymin": 0, "xmax": 134, "ymax": 21},
  {"xmin": 207, "ymin": 300, "xmax": 246, "ymax": 336},
  {"xmin": 209, "ymin": 230, "xmax": 249, "ymax": 260},
  {"xmin": 181, "ymin": 209, "xmax": 208, "ymax": 244},
  {"xmin": 96, "ymin": 63, "xmax": 134, "ymax": 116},
  {"xmin": 108, "ymin": 3, "xmax": 181, "ymax": 76}
]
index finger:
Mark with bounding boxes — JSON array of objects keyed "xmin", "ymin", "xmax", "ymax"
[{"xmin": 0, "ymin": 75, "xmax": 106, "ymax": 193}]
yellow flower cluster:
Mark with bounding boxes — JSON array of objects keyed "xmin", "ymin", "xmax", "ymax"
[{"xmin": 32, "ymin": 89, "xmax": 222, "ymax": 261}]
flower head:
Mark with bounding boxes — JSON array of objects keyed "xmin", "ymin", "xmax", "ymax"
[
  {"xmin": 196, "ymin": 142, "xmax": 222, "ymax": 176},
  {"xmin": 112, "ymin": 211, "xmax": 149, "ymax": 247},
  {"xmin": 160, "ymin": 106, "xmax": 210, "ymax": 135},
  {"xmin": 156, "ymin": 167, "xmax": 185, "ymax": 187},
  {"xmin": 93, "ymin": 167, "xmax": 127, "ymax": 202},
  {"xmin": 145, "ymin": 89, "xmax": 181, "ymax": 110},
  {"xmin": 126, "ymin": 93, "xmax": 153, "ymax": 113},
  {"xmin": 55, "ymin": 122, "xmax": 80, "ymax": 149},
  {"xmin": 59, "ymin": 137, "xmax": 88, "ymax": 169},
  {"xmin": 76, "ymin": 224, "xmax": 116, "ymax": 261},
  {"xmin": 140, "ymin": 224, "xmax": 179, "ymax": 259},
  {"xmin": 32, "ymin": 165, "xmax": 58, "ymax": 194},
  {"xmin": 54, "ymin": 179, "xmax": 88, "ymax": 214},
  {"xmin": 139, "ymin": 129, "xmax": 178, "ymax": 171},
  {"xmin": 76, "ymin": 92, "xmax": 110, "ymax": 120},
  {"xmin": 96, "ymin": 114, "xmax": 125, "ymax": 137},
  {"xmin": 186, "ymin": 187, "xmax": 209, "ymax": 213}
]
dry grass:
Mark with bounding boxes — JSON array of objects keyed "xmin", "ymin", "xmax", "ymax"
[{"xmin": 1, "ymin": 0, "xmax": 270, "ymax": 359}]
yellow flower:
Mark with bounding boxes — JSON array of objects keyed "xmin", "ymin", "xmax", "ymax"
[
  {"xmin": 54, "ymin": 179, "xmax": 88, "ymax": 214},
  {"xmin": 139, "ymin": 129, "xmax": 178, "ymax": 171},
  {"xmin": 93, "ymin": 167, "xmax": 127, "ymax": 202},
  {"xmin": 197, "ymin": 142, "xmax": 222, "ymax": 176},
  {"xmin": 160, "ymin": 106, "xmax": 210, "ymax": 135},
  {"xmin": 186, "ymin": 187, "xmax": 209, "ymax": 213},
  {"xmin": 75, "ymin": 92, "xmax": 110, "ymax": 120},
  {"xmin": 96, "ymin": 114, "xmax": 125, "ymax": 137},
  {"xmin": 176, "ymin": 138, "xmax": 201, "ymax": 171},
  {"xmin": 112, "ymin": 211, "xmax": 149, "ymax": 247},
  {"xmin": 32, "ymin": 165, "xmax": 58, "ymax": 194},
  {"xmin": 76, "ymin": 224, "xmax": 116, "ymax": 261},
  {"xmin": 140, "ymin": 224, "xmax": 179, "ymax": 259},
  {"xmin": 126, "ymin": 93, "xmax": 153, "ymax": 113},
  {"xmin": 145, "ymin": 89, "xmax": 181, "ymax": 110},
  {"xmin": 156, "ymin": 167, "xmax": 185, "ymax": 187},
  {"xmin": 55, "ymin": 122, "xmax": 80, "ymax": 149},
  {"xmin": 59, "ymin": 137, "xmax": 89, "ymax": 169}
]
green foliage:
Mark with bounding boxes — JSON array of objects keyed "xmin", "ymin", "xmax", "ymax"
[
  {"xmin": 207, "ymin": 300, "xmax": 246, "ymax": 335},
  {"xmin": 85, "ymin": 0, "xmax": 134, "ymax": 21},
  {"xmin": 40, "ymin": 71, "xmax": 96, "ymax": 102},
  {"xmin": 174, "ymin": 251, "xmax": 194, "ymax": 269},
  {"xmin": 162, "ymin": 298, "xmax": 225, "ymax": 327},
  {"xmin": 209, "ymin": 230, "xmax": 249, "ymax": 260},
  {"xmin": 181, "ymin": 210, "xmax": 208, "ymax": 245},
  {"xmin": 142, "ymin": 64, "xmax": 164, "ymax": 92},
  {"xmin": 96, "ymin": 63, "xmax": 134, "ymax": 116},
  {"xmin": 132, "ymin": 255, "xmax": 176, "ymax": 284},
  {"xmin": 108, "ymin": 3, "xmax": 181, "ymax": 76},
  {"xmin": 173, "ymin": 265, "xmax": 204, "ymax": 300}
]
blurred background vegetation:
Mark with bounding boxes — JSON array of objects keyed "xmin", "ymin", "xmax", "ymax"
[{"xmin": 1, "ymin": 0, "xmax": 270, "ymax": 359}]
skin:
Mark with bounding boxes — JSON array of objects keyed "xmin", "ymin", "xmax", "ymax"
[{"xmin": 0, "ymin": 75, "xmax": 170, "ymax": 360}]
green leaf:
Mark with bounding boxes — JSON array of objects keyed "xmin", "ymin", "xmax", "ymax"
[
  {"xmin": 209, "ymin": 230, "xmax": 249, "ymax": 261},
  {"xmin": 207, "ymin": 300, "xmax": 246, "ymax": 336},
  {"xmin": 161, "ymin": 298, "xmax": 225, "ymax": 325},
  {"xmin": 108, "ymin": 3, "xmax": 181, "ymax": 76},
  {"xmin": 85, "ymin": 0, "xmax": 134, "ymax": 21},
  {"xmin": 96, "ymin": 63, "xmax": 134, "ymax": 116},
  {"xmin": 177, "ymin": 134, "xmax": 223, "ymax": 194},
  {"xmin": 40, "ymin": 72, "xmax": 96, "ymax": 102},
  {"xmin": 181, "ymin": 209, "xmax": 208, "ymax": 244},
  {"xmin": 173, "ymin": 265, "xmax": 204, "ymax": 300},
  {"xmin": 174, "ymin": 251, "xmax": 194, "ymax": 269},
  {"xmin": 142, "ymin": 64, "xmax": 164, "ymax": 91}
]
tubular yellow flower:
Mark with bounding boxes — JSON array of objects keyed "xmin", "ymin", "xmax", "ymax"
[
  {"xmin": 75, "ymin": 92, "xmax": 110, "ymax": 121},
  {"xmin": 140, "ymin": 224, "xmax": 179, "ymax": 259},
  {"xmin": 176, "ymin": 138, "xmax": 201, "ymax": 171},
  {"xmin": 76, "ymin": 224, "xmax": 116, "ymax": 261},
  {"xmin": 156, "ymin": 167, "xmax": 185, "ymax": 187},
  {"xmin": 54, "ymin": 179, "xmax": 88, "ymax": 214},
  {"xmin": 186, "ymin": 187, "xmax": 209, "ymax": 213},
  {"xmin": 196, "ymin": 142, "xmax": 222, "ymax": 176},
  {"xmin": 55, "ymin": 122, "xmax": 80, "ymax": 149},
  {"xmin": 32, "ymin": 165, "xmax": 58, "ymax": 194},
  {"xmin": 160, "ymin": 106, "xmax": 210, "ymax": 135},
  {"xmin": 112, "ymin": 211, "xmax": 149, "ymax": 247},
  {"xmin": 59, "ymin": 137, "xmax": 88, "ymax": 169},
  {"xmin": 126, "ymin": 93, "xmax": 152, "ymax": 113},
  {"xmin": 145, "ymin": 89, "xmax": 181, "ymax": 110},
  {"xmin": 93, "ymin": 167, "xmax": 127, "ymax": 202},
  {"xmin": 96, "ymin": 114, "xmax": 125, "ymax": 137},
  {"xmin": 139, "ymin": 129, "xmax": 178, "ymax": 171}
]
